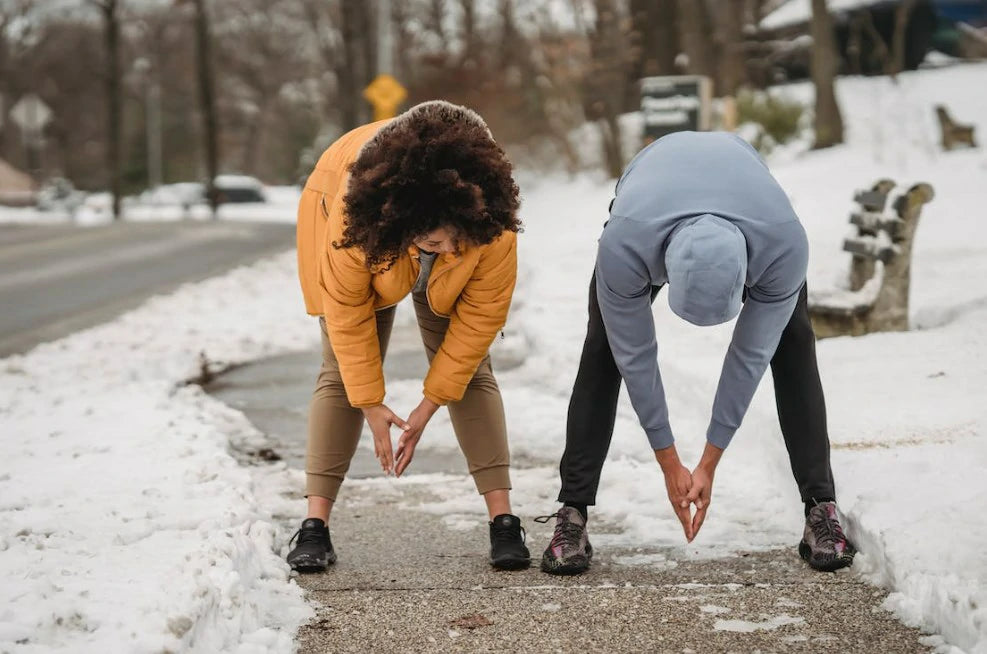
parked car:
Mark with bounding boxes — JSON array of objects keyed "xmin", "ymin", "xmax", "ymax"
[{"xmin": 214, "ymin": 174, "xmax": 266, "ymax": 204}]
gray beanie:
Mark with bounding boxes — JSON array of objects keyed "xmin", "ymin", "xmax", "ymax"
[{"xmin": 665, "ymin": 215, "xmax": 747, "ymax": 326}]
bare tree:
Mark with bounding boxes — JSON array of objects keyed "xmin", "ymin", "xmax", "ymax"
[
  {"xmin": 340, "ymin": 0, "xmax": 375, "ymax": 129},
  {"xmin": 714, "ymin": 0, "xmax": 748, "ymax": 96},
  {"xmin": 626, "ymin": 0, "xmax": 678, "ymax": 109},
  {"xmin": 391, "ymin": 0, "xmax": 417, "ymax": 84},
  {"xmin": 890, "ymin": 0, "xmax": 918, "ymax": 76},
  {"xmin": 460, "ymin": 0, "xmax": 477, "ymax": 66},
  {"xmin": 88, "ymin": 0, "xmax": 123, "ymax": 219},
  {"xmin": 585, "ymin": 0, "xmax": 628, "ymax": 178},
  {"xmin": 810, "ymin": 0, "xmax": 844, "ymax": 148},
  {"xmin": 191, "ymin": 0, "xmax": 219, "ymax": 215},
  {"xmin": 215, "ymin": 1, "xmax": 310, "ymax": 178},
  {"xmin": 428, "ymin": 0, "xmax": 447, "ymax": 51},
  {"xmin": 676, "ymin": 0, "xmax": 716, "ymax": 82}
]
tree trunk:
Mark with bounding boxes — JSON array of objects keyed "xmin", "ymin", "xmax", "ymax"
[
  {"xmin": 392, "ymin": 0, "xmax": 415, "ymax": 84},
  {"xmin": 810, "ymin": 0, "xmax": 844, "ymax": 149},
  {"xmin": 890, "ymin": 0, "xmax": 918, "ymax": 76},
  {"xmin": 677, "ymin": 0, "xmax": 717, "ymax": 84},
  {"xmin": 339, "ymin": 0, "xmax": 374, "ymax": 129},
  {"xmin": 590, "ymin": 0, "xmax": 626, "ymax": 178},
  {"xmin": 460, "ymin": 0, "xmax": 477, "ymax": 66},
  {"xmin": 192, "ymin": 0, "xmax": 219, "ymax": 216},
  {"xmin": 716, "ymin": 0, "xmax": 748, "ymax": 96},
  {"xmin": 429, "ymin": 0, "xmax": 447, "ymax": 51},
  {"xmin": 626, "ymin": 0, "xmax": 678, "ymax": 110},
  {"xmin": 100, "ymin": 0, "xmax": 122, "ymax": 220}
]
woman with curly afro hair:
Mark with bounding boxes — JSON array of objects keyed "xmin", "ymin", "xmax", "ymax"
[{"xmin": 289, "ymin": 101, "xmax": 528, "ymax": 572}]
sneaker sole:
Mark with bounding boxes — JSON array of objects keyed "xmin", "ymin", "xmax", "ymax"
[
  {"xmin": 798, "ymin": 541, "xmax": 855, "ymax": 572},
  {"xmin": 540, "ymin": 554, "xmax": 590, "ymax": 576},
  {"xmin": 288, "ymin": 552, "xmax": 337, "ymax": 574},
  {"xmin": 491, "ymin": 555, "xmax": 532, "ymax": 571}
]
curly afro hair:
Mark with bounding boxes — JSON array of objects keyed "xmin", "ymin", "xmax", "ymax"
[{"xmin": 337, "ymin": 101, "xmax": 521, "ymax": 271}]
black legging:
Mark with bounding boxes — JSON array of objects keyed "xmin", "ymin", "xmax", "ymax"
[{"xmin": 558, "ymin": 271, "xmax": 835, "ymax": 506}]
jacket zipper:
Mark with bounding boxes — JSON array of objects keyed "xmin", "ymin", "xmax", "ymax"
[{"xmin": 424, "ymin": 255, "xmax": 463, "ymax": 318}]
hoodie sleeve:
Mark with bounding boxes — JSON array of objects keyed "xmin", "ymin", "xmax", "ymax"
[
  {"xmin": 706, "ymin": 221, "xmax": 809, "ymax": 448},
  {"xmin": 595, "ymin": 243, "xmax": 674, "ymax": 450}
]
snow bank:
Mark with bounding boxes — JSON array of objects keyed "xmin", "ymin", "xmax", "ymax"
[
  {"xmin": 0, "ymin": 186, "xmax": 301, "ymax": 226},
  {"xmin": 2, "ymin": 60, "xmax": 985, "ymax": 653},
  {"xmin": 761, "ymin": 0, "xmax": 884, "ymax": 31},
  {"xmin": 0, "ymin": 254, "xmax": 316, "ymax": 652},
  {"xmin": 383, "ymin": 62, "xmax": 987, "ymax": 651}
]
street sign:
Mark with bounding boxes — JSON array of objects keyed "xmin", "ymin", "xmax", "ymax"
[
  {"xmin": 10, "ymin": 94, "xmax": 53, "ymax": 135},
  {"xmin": 363, "ymin": 74, "xmax": 407, "ymax": 121},
  {"xmin": 639, "ymin": 75, "xmax": 712, "ymax": 145}
]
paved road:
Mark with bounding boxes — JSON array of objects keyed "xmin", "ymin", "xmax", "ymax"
[{"xmin": 0, "ymin": 221, "xmax": 295, "ymax": 356}]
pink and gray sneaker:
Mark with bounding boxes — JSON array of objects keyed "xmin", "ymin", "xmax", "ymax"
[
  {"xmin": 537, "ymin": 506, "xmax": 593, "ymax": 575},
  {"xmin": 799, "ymin": 501, "xmax": 856, "ymax": 572}
]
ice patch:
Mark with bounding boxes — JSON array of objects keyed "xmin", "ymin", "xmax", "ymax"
[{"xmin": 713, "ymin": 614, "xmax": 805, "ymax": 633}]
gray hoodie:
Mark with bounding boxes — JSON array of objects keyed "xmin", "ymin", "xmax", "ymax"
[{"xmin": 596, "ymin": 131, "xmax": 808, "ymax": 450}]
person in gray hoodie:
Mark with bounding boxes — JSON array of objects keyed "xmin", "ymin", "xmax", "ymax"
[{"xmin": 538, "ymin": 131, "xmax": 855, "ymax": 575}]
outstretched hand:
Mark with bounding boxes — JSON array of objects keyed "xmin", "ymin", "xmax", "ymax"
[
  {"xmin": 655, "ymin": 446, "xmax": 696, "ymax": 541},
  {"xmin": 686, "ymin": 442, "xmax": 724, "ymax": 541},
  {"xmin": 394, "ymin": 397, "xmax": 440, "ymax": 477},
  {"xmin": 361, "ymin": 404, "xmax": 410, "ymax": 475},
  {"xmin": 656, "ymin": 442, "xmax": 724, "ymax": 543},
  {"xmin": 687, "ymin": 465, "xmax": 714, "ymax": 540},
  {"xmin": 663, "ymin": 462, "xmax": 696, "ymax": 541}
]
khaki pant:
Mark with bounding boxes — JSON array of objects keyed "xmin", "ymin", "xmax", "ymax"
[{"xmin": 305, "ymin": 291, "xmax": 511, "ymax": 500}]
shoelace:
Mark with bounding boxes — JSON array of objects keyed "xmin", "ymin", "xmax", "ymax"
[
  {"xmin": 810, "ymin": 510, "xmax": 846, "ymax": 547},
  {"xmin": 288, "ymin": 526, "xmax": 327, "ymax": 548},
  {"xmin": 491, "ymin": 521, "xmax": 526, "ymax": 544},
  {"xmin": 535, "ymin": 512, "xmax": 583, "ymax": 549}
]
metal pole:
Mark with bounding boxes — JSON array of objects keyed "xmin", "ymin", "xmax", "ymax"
[
  {"xmin": 24, "ymin": 102, "xmax": 41, "ymax": 181},
  {"xmin": 147, "ymin": 78, "xmax": 163, "ymax": 188},
  {"xmin": 377, "ymin": 0, "xmax": 392, "ymax": 75}
]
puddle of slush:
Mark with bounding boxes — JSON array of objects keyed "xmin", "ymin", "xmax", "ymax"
[{"xmin": 204, "ymin": 317, "xmax": 526, "ymax": 478}]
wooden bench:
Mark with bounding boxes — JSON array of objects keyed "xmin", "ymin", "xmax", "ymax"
[
  {"xmin": 808, "ymin": 179, "xmax": 935, "ymax": 339},
  {"xmin": 935, "ymin": 105, "xmax": 977, "ymax": 151}
]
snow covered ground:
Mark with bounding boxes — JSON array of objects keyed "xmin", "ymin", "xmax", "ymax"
[
  {"xmin": 0, "ymin": 185, "xmax": 301, "ymax": 226},
  {"xmin": 1, "ymin": 61, "xmax": 985, "ymax": 652}
]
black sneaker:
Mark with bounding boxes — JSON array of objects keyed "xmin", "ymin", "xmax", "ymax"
[
  {"xmin": 286, "ymin": 518, "xmax": 336, "ymax": 573},
  {"xmin": 489, "ymin": 514, "xmax": 531, "ymax": 570},
  {"xmin": 536, "ymin": 506, "xmax": 592, "ymax": 575},
  {"xmin": 799, "ymin": 501, "xmax": 856, "ymax": 572}
]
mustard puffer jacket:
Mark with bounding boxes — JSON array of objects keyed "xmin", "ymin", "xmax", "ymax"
[{"xmin": 296, "ymin": 117, "xmax": 518, "ymax": 408}]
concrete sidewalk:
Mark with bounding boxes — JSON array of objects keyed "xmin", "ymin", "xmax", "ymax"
[
  {"xmin": 206, "ymin": 339, "xmax": 933, "ymax": 653},
  {"xmin": 293, "ymin": 479, "xmax": 930, "ymax": 653}
]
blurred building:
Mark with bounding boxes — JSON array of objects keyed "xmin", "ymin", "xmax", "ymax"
[
  {"xmin": 0, "ymin": 157, "xmax": 36, "ymax": 207},
  {"xmin": 760, "ymin": 0, "xmax": 987, "ymax": 78}
]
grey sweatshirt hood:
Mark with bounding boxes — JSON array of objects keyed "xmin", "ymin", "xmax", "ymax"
[
  {"xmin": 595, "ymin": 131, "xmax": 808, "ymax": 451},
  {"xmin": 665, "ymin": 214, "xmax": 747, "ymax": 326}
]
